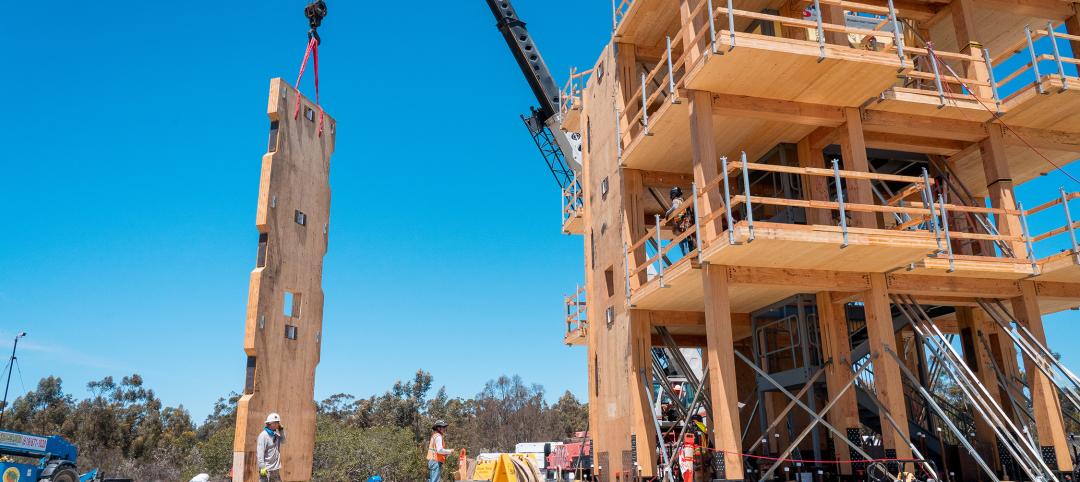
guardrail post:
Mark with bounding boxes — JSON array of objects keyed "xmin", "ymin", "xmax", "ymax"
[
  {"xmin": 611, "ymin": 0, "xmax": 619, "ymax": 33},
  {"xmin": 640, "ymin": 72, "xmax": 651, "ymax": 135},
  {"xmin": 721, "ymin": 156, "xmax": 736, "ymax": 245},
  {"xmin": 983, "ymin": 48, "xmax": 1003, "ymax": 113},
  {"xmin": 1061, "ymin": 188, "xmax": 1080, "ymax": 265},
  {"xmin": 938, "ymin": 194, "xmax": 956, "ymax": 272},
  {"xmin": 922, "ymin": 168, "xmax": 943, "ymax": 252},
  {"xmin": 726, "ymin": 0, "xmax": 736, "ymax": 51},
  {"xmin": 561, "ymin": 181, "xmax": 567, "ymax": 228},
  {"xmin": 740, "ymin": 151, "xmax": 756, "ymax": 243},
  {"xmin": 692, "ymin": 182, "xmax": 704, "ymax": 262},
  {"xmin": 832, "ymin": 159, "xmax": 849, "ymax": 248},
  {"xmin": 887, "ymin": 0, "xmax": 905, "ymax": 70},
  {"xmin": 927, "ymin": 43, "xmax": 947, "ymax": 107},
  {"xmin": 666, "ymin": 36, "xmax": 679, "ymax": 102},
  {"xmin": 1025, "ymin": 26, "xmax": 1046, "ymax": 94},
  {"xmin": 655, "ymin": 214, "xmax": 667, "ymax": 287},
  {"xmin": 707, "ymin": 0, "xmax": 718, "ymax": 53},
  {"xmin": 813, "ymin": 0, "xmax": 826, "ymax": 61},
  {"xmin": 1018, "ymin": 201, "xmax": 1039, "ymax": 274},
  {"xmin": 1047, "ymin": 22, "xmax": 1069, "ymax": 91}
]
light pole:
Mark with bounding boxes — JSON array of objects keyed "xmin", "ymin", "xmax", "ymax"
[{"xmin": 0, "ymin": 331, "xmax": 26, "ymax": 430}]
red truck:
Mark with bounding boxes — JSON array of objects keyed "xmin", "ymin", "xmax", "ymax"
[{"xmin": 545, "ymin": 432, "xmax": 593, "ymax": 481}]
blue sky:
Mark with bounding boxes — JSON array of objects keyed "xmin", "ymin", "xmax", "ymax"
[
  {"xmin": 0, "ymin": 1, "xmax": 611, "ymax": 421},
  {"xmin": 1, "ymin": 1, "xmax": 1079, "ymax": 423}
]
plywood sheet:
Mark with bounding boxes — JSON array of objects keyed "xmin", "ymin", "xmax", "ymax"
[
  {"xmin": 1035, "ymin": 251, "xmax": 1080, "ymax": 282},
  {"xmin": 1001, "ymin": 78, "xmax": 1080, "ymax": 132},
  {"xmin": 233, "ymin": 78, "xmax": 335, "ymax": 482},
  {"xmin": 903, "ymin": 255, "xmax": 1035, "ymax": 278}
]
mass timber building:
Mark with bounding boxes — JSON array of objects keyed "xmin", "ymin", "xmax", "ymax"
[{"xmin": 555, "ymin": 0, "xmax": 1080, "ymax": 480}]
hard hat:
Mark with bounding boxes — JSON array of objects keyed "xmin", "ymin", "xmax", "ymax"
[
  {"xmin": 684, "ymin": 435, "xmax": 695, "ymax": 444},
  {"xmin": 433, "ymin": 419, "xmax": 449, "ymax": 428},
  {"xmin": 670, "ymin": 186, "xmax": 683, "ymax": 200},
  {"xmin": 190, "ymin": 474, "xmax": 210, "ymax": 482},
  {"xmin": 266, "ymin": 413, "xmax": 282, "ymax": 424},
  {"xmin": 673, "ymin": 384, "xmax": 683, "ymax": 393}
]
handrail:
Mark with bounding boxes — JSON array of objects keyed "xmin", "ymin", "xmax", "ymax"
[
  {"xmin": 565, "ymin": 284, "xmax": 587, "ymax": 338},
  {"xmin": 559, "ymin": 67, "xmax": 594, "ymax": 118},
  {"xmin": 612, "ymin": 0, "xmax": 634, "ymax": 31},
  {"xmin": 991, "ymin": 24, "xmax": 1077, "ymax": 95},
  {"xmin": 561, "ymin": 177, "xmax": 584, "ymax": 228},
  {"xmin": 1024, "ymin": 189, "xmax": 1080, "ymax": 264}
]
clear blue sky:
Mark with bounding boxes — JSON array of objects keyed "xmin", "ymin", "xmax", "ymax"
[
  {"xmin": 0, "ymin": 0, "xmax": 611, "ymax": 421},
  {"xmin": 1, "ymin": 1, "xmax": 1079, "ymax": 423}
]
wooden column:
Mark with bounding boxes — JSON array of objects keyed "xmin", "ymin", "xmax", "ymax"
[
  {"xmin": 703, "ymin": 264, "xmax": 745, "ymax": 480},
  {"xmin": 1011, "ymin": 281, "xmax": 1073, "ymax": 471},
  {"xmin": 863, "ymin": 274, "xmax": 913, "ymax": 460},
  {"xmin": 629, "ymin": 310, "xmax": 659, "ymax": 477},
  {"xmin": 839, "ymin": 108, "xmax": 877, "ymax": 228},
  {"xmin": 689, "ymin": 90, "xmax": 723, "ymax": 241},
  {"xmin": 798, "ymin": 137, "xmax": 832, "ymax": 225},
  {"xmin": 980, "ymin": 125, "xmax": 1027, "ymax": 257},
  {"xmin": 820, "ymin": 5, "xmax": 848, "ymax": 46},
  {"xmin": 817, "ymin": 294, "xmax": 859, "ymax": 475},
  {"xmin": 949, "ymin": 0, "xmax": 993, "ymax": 100},
  {"xmin": 956, "ymin": 308, "xmax": 1003, "ymax": 467},
  {"xmin": 1066, "ymin": 8, "xmax": 1080, "ymax": 60},
  {"xmin": 623, "ymin": 170, "xmax": 648, "ymax": 289},
  {"xmin": 679, "ymin": 0, "xmax": 708, "ymax": 65}
]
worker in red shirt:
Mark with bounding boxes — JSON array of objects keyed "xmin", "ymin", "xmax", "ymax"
[{"xmin": 679, "ymin": 434, "xmax": 696, "ymax": 482}]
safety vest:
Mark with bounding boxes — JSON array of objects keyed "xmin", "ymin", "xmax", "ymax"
[
  {"xmin": 427, "ymin": 433, "xmax": 447, "ymax": 463},
  {"xmin": 679, "ymin": 443, "xmax": 695, "ymax": 470}
]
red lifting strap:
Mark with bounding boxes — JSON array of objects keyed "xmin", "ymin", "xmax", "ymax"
[{"xmin": 293, "ymin": 36, "xmax": 325, "ymax": 137}]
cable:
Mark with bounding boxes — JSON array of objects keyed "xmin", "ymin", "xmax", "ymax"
[{"xmin": 294, "ymin": 1, "xmax": 326, "ymax": 137}]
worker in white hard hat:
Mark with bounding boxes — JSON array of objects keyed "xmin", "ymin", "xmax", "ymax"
[
  {"xmin": 426, "ymin": 420, "xmax": 452, "ymax": 482},
  {"xmin": 257, "ymin": 412, "xmax": 286, "ymax": 482}
]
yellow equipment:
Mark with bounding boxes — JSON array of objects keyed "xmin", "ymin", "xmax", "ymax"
[{"xmin": 468, "ymin": 454, "xmax": 543, "ymax": 482}]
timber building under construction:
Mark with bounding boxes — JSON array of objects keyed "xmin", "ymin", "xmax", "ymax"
[{"xmin": 492, "ymin": 0, "xmax": 1080, "ymax": 480}]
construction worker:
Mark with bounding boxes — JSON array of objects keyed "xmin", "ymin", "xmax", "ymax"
[
  {"xmin": 427, "ymin": 420, "xmax": 452, "ymax": 482},
  {"xmin": 666, "ymin": 187, "xmax": 696, "ymax": 255},
  {"xmin": 678, "ymin": 434, "xmax": 696, "ymax": 482},
  {"xmin": 257, "ymin": 412, "xmax": 286, "ymax": 482}
]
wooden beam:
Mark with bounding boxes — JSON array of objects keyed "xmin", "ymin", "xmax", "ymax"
[
  {"xmin": 839, "ymin": 107, "xmax": 877, "ymax": 228},
  {"xmin": 711, "ymin": 93, "xmax": 845, "ymax": 126},
  {"xmin": 863, "ymin": 132, "xmax": 968, "ymax": 156},
  {"xmin": 652, "ymin": 334, "xmax": 709, "ymax": 347},
  {"xmin": 973, "ymin": 0, "xmax": 1074, "ymax": 19},
  {"xmin": 1035, "ymin": 281, "xmax": 1080, "ymax": 299},
  {"xmin": 809, "ymin": 126, "xmax": 840, "ymax": 150},
  {"xmin": 1003, "ymin": 125, "xmax": 1080, "ymax": 153},
  {"xmin": 702, "ymin": 264, "xmax": 745, "ymax": 480},
  {"xmin": 863, "ymin": 274, "xmax": 913, "ymax": 460},
  {"xmin": 886, "ymin": 273, "xmax": 1022, "ymax": 297},
  {"xmin": 1011, "ymin": 281, "xmax": 1073, "ymax": 471},
  {"xmin": 629, "ymin": 311, "xmax": 660, "ymax": 475},
  {"xmin": 862, "ymin": 110, "xmax": 988, "ymax": 142},
  {"xmin": 726, "ymin": 266, "xmax": 871, "ymax": 291},
  {"xmin": 640, "ymin": 169, "xmax": 696, "ymax": 189}
]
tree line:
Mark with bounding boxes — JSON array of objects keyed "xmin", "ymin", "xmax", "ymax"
[{"xmin": 4, "ymin": 371, "xmax": 588, "ymax": 481}]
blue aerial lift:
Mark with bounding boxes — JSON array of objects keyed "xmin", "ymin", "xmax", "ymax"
[{"xmin": 0, "ymin": 429, "xmax": 100, "ymax": 482}]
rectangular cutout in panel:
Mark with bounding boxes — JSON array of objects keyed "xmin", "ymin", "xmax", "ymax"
[
  {"xmin": 244, "ymin": 356, "xmax": 257, "ymax": 394},
  {"xmin": 268, "ymin": 121, "xmax": 280, "ymax": 152},
  {"xmin": 283, "ymin": 291, "xmax": 302, "ymax": 318},
  {"xmin": 604, "ymin": 267, "xmax": 615, "ymax": 298},
  {"xmin": 285, "ymin": 324, "xmax": 298, "ymax": 340},
  {"xmin": 294, "ymin": 210, "xmax": 307, "ymax": 226},
  {"xmin": 256, "ymin": 233, "xmax": 268, "ymax": 267}
]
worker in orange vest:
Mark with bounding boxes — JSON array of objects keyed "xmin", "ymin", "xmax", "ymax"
[
  {"xmin": 679, "ymin": 434, "xmax": 696, "ymax": 482},
  {"xmin": 426, "ymin": 420, "xmax": 452, "ymax": 482}
]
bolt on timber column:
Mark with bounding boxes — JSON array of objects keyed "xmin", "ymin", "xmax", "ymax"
[
  {"xmin": 1011, "ymin": 281, "xmax": 1073, "ymax": 471},
  {"xmin": 703, "ymin": 265, "xmax": 745, "ymax": 481},
  {"xmin": 233, "ymin": 78, "xmax": 335, "ymax": 482},
  {"xmin": 862, "ymin": 274, "xmax": 913, "ymax": 462}
]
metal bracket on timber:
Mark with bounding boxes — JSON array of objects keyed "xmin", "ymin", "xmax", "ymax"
[{"xmin": 232, "ymin": 78, "xmax": 336, "ymax": 482}]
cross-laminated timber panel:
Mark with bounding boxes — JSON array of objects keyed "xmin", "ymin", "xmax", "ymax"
[{"xmin": 233, "ymin": 78, "xmax": 336, "ymax": 482}]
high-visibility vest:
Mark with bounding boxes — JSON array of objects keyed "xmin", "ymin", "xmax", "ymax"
[
  {"xmin": 427, "ymin": 433, "xmax": 447, "ymax": 463},
  {"xmin": 679, "ymin": 443, "xmax": 695, "ymax": 471}
]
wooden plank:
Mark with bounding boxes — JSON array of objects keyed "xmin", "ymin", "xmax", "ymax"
[
  {"xmin": 234, "ymin": 78, "xmax": 336, "ymax": 482},
  {"xmin": 1011, "ymin": 281, "xmax": 1073, "ymax": 471},
  {"xmin": 863, "ymin": 274, "xmax": 913, "ymax": 460},
  {"xmin": 862, "ymin": 109, "xmax": 988, "ymax": 141},
  {"xmin": 980, "ymin": 125, "xmax": 1028, "ymax": 257},
  {"xmin": 702, "ymin": 264, "xmax": 745, "ymax": 480}
]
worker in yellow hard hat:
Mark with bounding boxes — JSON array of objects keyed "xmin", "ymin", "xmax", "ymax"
[{"xmin": 257, "ymin": 412, "xmax": 286, "ymax": 482}]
